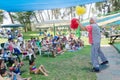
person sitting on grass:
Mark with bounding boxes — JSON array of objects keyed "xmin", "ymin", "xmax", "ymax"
[
  {"xmin": 29, "ymin": 59, "xmax": 48, "ymax": 76},
  {"xmin": 56, "ymin": 44, "xmax": 64, "ymax": 54},
  {"xmin": 77, "ymin": 37, "xmax": 84, "ymax": 47},
  {"xmin": 65, "ymin": 41, "xmax": 71, "ymax": 51}
]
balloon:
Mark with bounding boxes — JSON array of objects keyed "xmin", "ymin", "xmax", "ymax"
[
  {"xmin": 70, "ymin": 18, "xmax": 79, "ymax": 30},
  {"xmin": 81, "ymin": 7, "xmax": 86, "ymax": 14},
  {"xmin": 76, "ymin": 6, "xmax": 86, "ymax": 16}
]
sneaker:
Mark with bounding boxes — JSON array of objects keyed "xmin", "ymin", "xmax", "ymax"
[
  {"xmin": 92, "ymin": 67, "xmax": 100, "ymax": 72},
  {"xmin": 100, "ymin": 61, "xmax": 109, "ymax": 65}
]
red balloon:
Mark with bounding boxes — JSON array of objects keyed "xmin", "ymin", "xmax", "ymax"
[{"xmin": 70, "ymin": 18, "xmax": 79, "ymax": 30}]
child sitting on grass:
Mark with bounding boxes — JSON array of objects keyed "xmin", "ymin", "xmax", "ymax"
[
  {"xmin": 29, "ymin": 59, "xmax": 48, "ymax": 76},
  {"xmin": 56, "ymin": 44, "xmax": 64, "ymax": 54}
]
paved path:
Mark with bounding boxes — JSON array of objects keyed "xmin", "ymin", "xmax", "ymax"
[{"xmin": 97, "ymin": 45, "xmax": 120, "ymax": 80}]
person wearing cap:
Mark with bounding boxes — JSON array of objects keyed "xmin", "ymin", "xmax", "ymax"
[{"xmin": 78, "ymin": 17, "xmax": 108, "ymax": 72}]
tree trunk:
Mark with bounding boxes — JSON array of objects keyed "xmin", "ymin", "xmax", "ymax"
[{"xmin": 8, "ymin": 12, "xmax": 14, "ymax": 24}]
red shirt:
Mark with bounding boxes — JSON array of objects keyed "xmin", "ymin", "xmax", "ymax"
[{"xmin": 86, "ymin": 25, "xmax": 93, "ymax": 44}]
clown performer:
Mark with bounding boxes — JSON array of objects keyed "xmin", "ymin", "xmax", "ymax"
[{"xmin": 78, "ymin": 17, "xmax": 109, "ymax": 72}]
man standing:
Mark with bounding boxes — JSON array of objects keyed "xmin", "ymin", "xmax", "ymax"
[{"xmin": 78, "ymin": 17, "xmax": 108, "ymax": 72}]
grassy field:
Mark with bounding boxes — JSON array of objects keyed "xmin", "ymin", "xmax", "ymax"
[
  {"xmin": 21, "ymin": 46, "xmax": 96, "ymax": 80},
  {"xmin": 22, "ymin": 31, "xmax": 40, "ymax": 40},
  {"xmin": 0, "ymin": 31, "xmax": 110, "ymax": 80}
]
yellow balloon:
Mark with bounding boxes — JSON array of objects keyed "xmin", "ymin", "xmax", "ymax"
[
  {"xmin": 76, "ymin": 6, "xmax": 81, "ymax": 15},
  {"xmin": 76, "ymin": 6, "xmax": 86, "ymax": 16},
  {"xmin": 81, "ymin": 7, "xmax": 86, "ymax": 14}
]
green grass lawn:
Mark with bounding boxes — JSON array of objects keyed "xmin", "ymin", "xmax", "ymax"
[{"xmin": 21, "ymin": 46, "xmax": 96, "ymax": 80}]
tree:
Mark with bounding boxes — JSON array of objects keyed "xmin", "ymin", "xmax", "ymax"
[
  {"xmin": 12, "ymin": 11, "xmax": 35, "ymax": 32},
  {"xmin": 0, "ymin": 10, "xmax": 3, "ymax": 24},
  {"xmin": 95, "ymin": 2, "xmax": 103, "ymax": 15},
  {"xmin": 110, "ymin": 0, "xmax": 120, "ymax": 11}
]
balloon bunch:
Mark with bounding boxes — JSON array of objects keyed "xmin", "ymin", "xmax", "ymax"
[{"xmin": 70, "ymin": 6, "xmax": 86, "ymax": 30}]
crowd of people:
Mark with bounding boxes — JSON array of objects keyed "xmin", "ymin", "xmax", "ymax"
[{"xmin": 0, "ymin": 31, "xmax": 84, "ymax": 80}]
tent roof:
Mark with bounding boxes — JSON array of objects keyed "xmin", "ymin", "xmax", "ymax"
[{"xmin": 0, "ymin": 0, "xmax": 106, "ymax": 12}]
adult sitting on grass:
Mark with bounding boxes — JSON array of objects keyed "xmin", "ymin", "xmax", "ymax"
[
  {"xmin": 29, "ymin": 59, "xmax": 48, "ymax": 76},
  {"xmin": 78, "ymin": 17, "xmax": 108, "ymax": 72}
]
